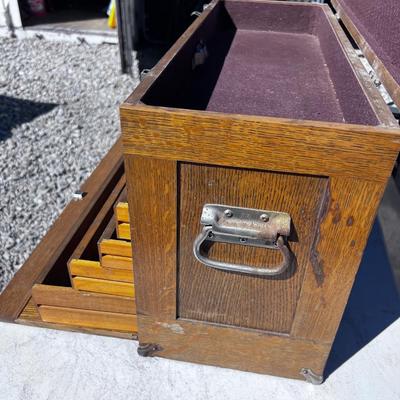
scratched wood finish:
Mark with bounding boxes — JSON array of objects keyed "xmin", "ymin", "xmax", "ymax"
[
  {"xmin": 124, "ymin": 155, "xmax": 177, "ymax": 319},
  {"xmin": 121, "ymin": 105, "xmax": 400, "ymax": 183},
  {"xmin": 38, "ymin": 306, "xmax": 137, "ymax": 333},
  {"xmin": 179, "ymin": 163, "xmax": 327, "ymax": 332},
  {"xmin": 32, "ymin": 284, "xmax": 136, "ymax": 315},
  {"xmin": 139, "ymin": 315, "xmax": 330, "ymax": 379},
  {"xmin": 291, "ymin": 177, "xmax": 386, "ymax": 343}
]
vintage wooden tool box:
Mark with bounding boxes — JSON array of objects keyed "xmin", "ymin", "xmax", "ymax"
[
  {"xmin": 119, "ymin": 0, "xmax": 400, "ymax": 383},
  {"xmin": 1, "ymin": 0, "xmax": 400, "ymax": 385}
]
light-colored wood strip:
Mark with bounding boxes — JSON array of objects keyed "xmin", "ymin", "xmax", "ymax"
[
  {"xmin": 116, "ymin": 223, "xmax": 131, "ymax": 240},
  {"xmin": 99, "ymin": 239, "xmax": 132, "ymax": 257},
  {"xmin": 101, "ymin": 255, "xmax": 133, "ymax": 271},
  {"xmin": 72, "ymin": 276, "xmax": 135, "ymax": 297},
  {"xmin": 69, "ymin": 259, "xmax": 133, "ymax": 283},
  {"xmin": 115, "ymin": 202, "xmax": 129, "ymax": 223},
  {"xmin": 38, "ymin": 305, "xmax": 137, "ymax": 333},
  {"xmin": 32, "ymin": 284, "xmax": 136, "ymax": 314}
]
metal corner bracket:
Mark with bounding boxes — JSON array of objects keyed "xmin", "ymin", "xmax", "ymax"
[
  {"xmin": 137, "ymin": 343, "xmax": 162, "ymax": 357},
  {"xmin": 300, "ymin": 368, "xmax": 323, "ymax": 385}
]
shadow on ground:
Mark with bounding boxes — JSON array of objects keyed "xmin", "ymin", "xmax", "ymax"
[
  {"xmin": 325, "ymin": 220, "xmax": 400, "ymax": 379},
  {"xmin": 0, "ymin": 95, "xmax": 58, "ymax": 140}
]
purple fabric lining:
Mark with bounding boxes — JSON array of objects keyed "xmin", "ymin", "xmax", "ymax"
[
  {"xmin": 142, "ymin": 1, "xmax": 379, "ymax": 125},
  {"xmin": 335, "ymin": 0, "xmax": 400, "ymax": 91}
]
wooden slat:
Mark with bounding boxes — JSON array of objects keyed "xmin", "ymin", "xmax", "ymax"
[
  {"xmin": 99, "ymin": 239, "xmax": 132, "ymax": 258},
  {"xmin": 17, "ymin": 298, "xmax": 136, "ymax": 339},
  {"xmin": 68, "ymin": 176, "xmax": 126, "ymax": 266},
  {"xmin": 115, "ymin": 202, "xmax": 130, "ymax": 223},
  {"xmin": 0, "ymin": 139, "xmax": 124, "ymax": 322},
  {"xmin": 69, "ymin": 259, "xmax": 133, "ymax": 283},
  {"xmin": 32, "ymin": 284, "xmax": 136, "ymax": 314},
  {"xmin": 38, "ymin": 305, "xmax": 137, "ymax": 333},
  {"xmin": 116, "ymin": 223, "xmax": 131, "ymax": 240},
  {"xmin": 120, "ymin": 104, "xmax": 400, "ymax": 183},
  {"xmin": 72, "ymin": 277, "xmax": 135, "ymax": 298},
  {"xmin": 101, "ymin": 255, "xmax": 133, "ymax": 270}
]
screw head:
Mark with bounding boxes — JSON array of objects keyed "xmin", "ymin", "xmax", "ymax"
[
  {"xmin": 260, "ymin": 214, "xmax": 269, "ymax": 222},
  {"xmin": 224, "ymin": 209, "xmax": 233, "ymax": 218}
]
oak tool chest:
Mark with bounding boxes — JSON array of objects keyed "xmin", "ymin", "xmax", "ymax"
[
  {"xmin": 1, "ymin": 0, "xmax": 400, "ymax": 386},
  {"xmin": 120, "ymin": 0, "xmax": 400, "ymax": 383}
]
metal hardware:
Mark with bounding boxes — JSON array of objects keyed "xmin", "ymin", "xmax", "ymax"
[
  {"xmin": 192, "ymin": 41, "xmax": 208, "ymax": 69},
  {"xmin": 137, "ymin": 343, "xmax": 162, "ymax": 357},
  {"xmin": 140, "ymin": 69, "xmax": 152, "ymax": 81},
  {"xmin": 300, "ymin": 368, "xmax": 323, "ymax": 385},
  {"xmin": 72, "ymin": 191, "xmax": 86, "ymax": 201},
  {"xmin": 193, "ymin": 204, "xmax": 293, "ymax": 276}
]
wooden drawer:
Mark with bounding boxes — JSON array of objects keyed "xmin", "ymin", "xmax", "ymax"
[
  {"xmin": 0, "ymin": 140, "xmax": 137, "ymax": 339},
  {"xmin": 120, "ymin": 0, "xmax": 400, "ymax": 383}
]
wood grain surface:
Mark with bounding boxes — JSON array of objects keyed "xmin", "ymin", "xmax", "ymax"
[
  {"xmin": 69, "ymin": 259, "xmax": 134, "ymax": 283},
  {"xmin": 138, "ymin": 315, "xmax": 330, "ymax": 380},
  {"xmin": 17, "ymin": 299, "xmax": 136, "ymax": 339},
  {"xmin": 101, "ymin": 255, "xmax": 133, "ymax": 270},
  {"xmin": 38, "ymin": 306, "xmax": 137, "ymax": 333},
  {"xmin": 125, "ymin": 155, "xmax": 177, "ymax": 319},
  {"xmin": 179, "ymin": 163, "xmax": 327, "ymax": 332},
  {"xmin": 72, "ymin": 277, "xmax": 135, "ymax": 298},
  {"xmin": 121, "ymin": 105, "xmax": 400, "ymax": 183},
  {"xmin": 99, "ymin": 239, "xmax": 132, "ymax": 258},
  {"xmin": 32, "ymin": 284, "xmax": 136, "ymax": 314},
  {"xmin": 116, "ymin": 223, "xmax": 131, "ymax": 240},
  {"xmin": 292, "ymin": 177, "xmax": 386, "ymax": 343},
  {"xmin": 115, "ymin": 202, "xmax": 130, "ymax": 223}
]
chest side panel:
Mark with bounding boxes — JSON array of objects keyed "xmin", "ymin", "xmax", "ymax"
[{"xmin": 178, "ymin": 163, "xmax": 328, "ymax": 333}]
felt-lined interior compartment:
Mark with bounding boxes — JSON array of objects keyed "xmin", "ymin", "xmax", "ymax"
[
  {"xmin": 142, "ymin": 1, "xmax": 379, "ymax": 125},
  {"xmin": 334, "ymin": 0, "xmax": 400, "ymax": 94}
]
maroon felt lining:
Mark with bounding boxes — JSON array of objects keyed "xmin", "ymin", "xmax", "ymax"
[
  {"xmin": 142, "ymin": 1, "xmax": 379, "ymax": 125},
  {"xmin": 335, "ymin": 0, "xmax": 400, "ymax": 92}
]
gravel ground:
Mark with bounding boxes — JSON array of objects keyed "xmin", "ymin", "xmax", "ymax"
[{"xmin": 0, "ymin": 37, "xmax": 138, "ymax": 292}]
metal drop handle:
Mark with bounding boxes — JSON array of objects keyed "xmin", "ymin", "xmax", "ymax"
[{"xmin": 193, "ymin": 204, "xmax": 293, "ymax": 277}]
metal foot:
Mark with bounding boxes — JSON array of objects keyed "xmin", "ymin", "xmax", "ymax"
[
  {"xmin": 300, "ymin": 368, "xmax": 323, "ymax": 385},
  {"xmin": 137, "ymin": 343, "xmax": 161, "ymax": 357}
]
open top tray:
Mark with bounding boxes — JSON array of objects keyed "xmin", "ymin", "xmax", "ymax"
[{"xmin": 140, "ymin": 0, "xmax": 387, "ymax": 125}]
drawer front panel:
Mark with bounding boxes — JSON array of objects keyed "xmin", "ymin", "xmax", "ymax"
[{"xmin": 178, "ymin": 163, "xmax": 328, "ymax": 333}]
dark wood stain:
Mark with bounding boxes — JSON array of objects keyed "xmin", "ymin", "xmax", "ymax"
[{"xmin": 309, "ymin": 181, "xmax": 331, "ymax": 287}]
